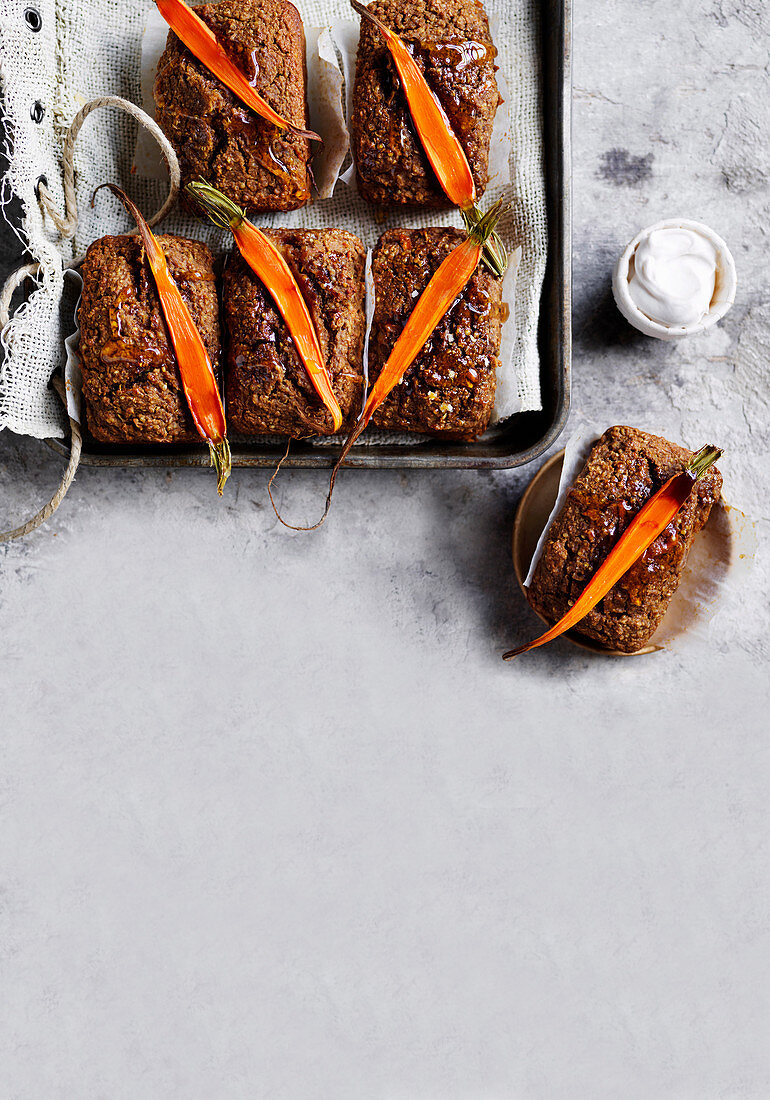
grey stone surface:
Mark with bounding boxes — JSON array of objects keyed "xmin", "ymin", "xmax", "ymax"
[{"xmin": 1, "ymin": 1, "xmax": 769, "ymax": 1095}]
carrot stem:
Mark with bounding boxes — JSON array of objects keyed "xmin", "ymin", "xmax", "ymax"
[
  {"xmin": 94, "ymin": 183, "xmax": 231, "ymax": 495},
  {"xmin": 156, "ymin": 0, "xmax": 321, "ymax": 142},
  {"xmin": 207, "ymin": 438, "xmax": 232, "ymax": 496},
  {"xmin": 186, "ymin": 181, "xmax": 343, "ymax": 434},
  {"xmin": 503, "ymin": 445, "xmax": 723, "ymax": 659},
  {"xmin": 460, "ymin": 204, "xmax": 508, "ymax": 278},
  {"xmin": 351, "ymin": 0, "xmax": 475, "ymax": 210}
]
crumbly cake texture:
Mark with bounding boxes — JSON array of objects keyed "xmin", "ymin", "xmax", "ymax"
[
  {"xmin": 351, "ymin": 0, "xmax": 500, "ymax": 206},
  {"xmin": 222, "ymin": 229, "xmax": 367, "ymax": 437},
  {"xmin": 368, "ymin": 227, "xmax": 502, "ymax": 439},
  {"xmin": 79, "ymin": 235, "xmax": 220, "ymax": 444},
  {"xmin": 154, "ymin": 0, "xmax": 311, "ymax": 213},
  {"xmin": 527, "ymin": 426, "xmax": 723, "ymax": 652}
]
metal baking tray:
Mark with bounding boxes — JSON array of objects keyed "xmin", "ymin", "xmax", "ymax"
[{"xmin": 46, "ymin": 0, "xmax": 571, "ymax": 471}]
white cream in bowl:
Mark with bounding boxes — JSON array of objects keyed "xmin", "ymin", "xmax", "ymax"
[{"xmin": 612, "ymin": 218, "xmax": 737, "ymax": 340}]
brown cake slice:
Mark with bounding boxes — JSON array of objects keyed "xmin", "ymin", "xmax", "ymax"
[
  {"xmin": 527, "ymin": 426, "xmax": 723, "ymax": 652},
  {"xmin": 351, "ymin": 0, "xmax": 500, "ymax": 207},
  {"xmin": 222, "ymin": 229, "xmax": 366, "ymax": 437},
  {"xmin": 368, "ymin": 227, "xmax": 502, "ymax": 440},
  {"xmin": 154, "ymin": 0, "xmax": 311, "ymax": 213},
  {"xmin": 78, "ymin": 234, "xmax": 220, "ymax": 444}
]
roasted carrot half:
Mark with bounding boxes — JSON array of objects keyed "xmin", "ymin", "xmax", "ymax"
[
  {"xmin": 503, "ymin": 445, "xmax": 723, "ymax": 659},
  {"xmin": 156, "ymin": 0, "xmax": 321, "ymax": 142},
  {"xmin": 187, "ymin": 181, "xmax": 343, "ymax": 434},
  {"xmin": 350, "ymin": 0, "xmax": 506, "ymax": 277},
  {"xmin": 95, "ymin": 184, "xmax": 231, "ymax": 493}
]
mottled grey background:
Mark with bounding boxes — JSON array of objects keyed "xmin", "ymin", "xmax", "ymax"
[{"xmin": 1, "ymin": 1, "xmax": 769, "ymax": 1096}]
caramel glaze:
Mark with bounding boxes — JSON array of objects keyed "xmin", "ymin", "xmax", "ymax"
[
  {"xmin": 397, "ymin": 284, "xmax": 494, "ymax": 395},
  {"xmin": 414, "ymin": 39, "xmax": 498, "ymax": 131},
  {"xmin": 100, "ymin": 260, "xmax": 216, "ymax": 380},
  {"xmin": 227, "ymin": 108, "xmax": 309, "ymax": 202},
  {"xmin": 567, "ymin": 477, "xmax": 696, "ymax": 612},
  {"xmin": 247, "ymin": 48, "xmax": 260, "ymax": 86}
]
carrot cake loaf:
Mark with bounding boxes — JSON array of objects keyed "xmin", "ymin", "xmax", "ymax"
[
  {"xmin": 351, "ymin": 0, "xmax": 500, "ymax": 206},
  {"xmin": 79, "ymin": 234, "xmax": 220, "ymax": 443},
  {"xmin": 222, "ymin": 229, "xmax": 366, "ymax": 436},
  {"xmin": 527, "ymin": 426, "xmax": 723, "ymax": 652},
  {"xmin": 155, "ymin": 0, "xmax": 311, "ymax": 213},
  {"xmin": 368, "ymin": 227, "xmax": 502, "ymax": 439}
]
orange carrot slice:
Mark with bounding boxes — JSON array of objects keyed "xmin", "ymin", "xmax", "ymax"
[
  {"xmin": 187, "ymin": 181, "xmax": 343, "ymax": 434},
  {"xmin": 156, "ymin": 0, "xmax": 321, "ymax": 142},
  {"xmin": 96, "ymin": 184, "xmax": 231, "ymax": 493},
  {"xmin": 503, "ymin": 445, "xmax": 723, "ymax": 659}
]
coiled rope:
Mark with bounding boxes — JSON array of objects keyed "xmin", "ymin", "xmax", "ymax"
[{"xmin": 0, "ymin": 96, "xmax": 179, "ymax": 542}]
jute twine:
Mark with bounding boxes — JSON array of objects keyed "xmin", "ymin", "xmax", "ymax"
[{"xmin": 0, "ymin": 95, "xmax": 180, "ymax": 543}]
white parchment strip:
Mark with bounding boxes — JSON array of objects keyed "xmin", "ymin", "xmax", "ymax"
[
  {"xmin": 308, "ymin": 27, "xmax": 350, "ymax": 198},
  {"xmin": 63, "ymin": 270, "xmax": 84, "ymax": 426},
  {"xmin": 486, "ymin": 15, "xmax": 513, "ymax": 188},
  {"xmin": 135, "ymin": 8, "xmax": 170, "ymax": 181},
  {"xmin": 523, "ymin": 425, "xmax": 599, "ymax": 587},
  {"xmin": 654, "ymin": 501, "xmax": 758, "ymax": 653},
  {"xmin": 492, "ymin": 244, "xmax": 521, "ymax": 422},
  {"xmin": 360, "ymin": 246, "xmax": 374, "ymax": 416},
  {"xmin": 332, "ymin": 20, "xmax": 359, "ymax": 189}
]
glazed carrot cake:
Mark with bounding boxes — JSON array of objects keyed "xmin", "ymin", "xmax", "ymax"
[
  {"xmin": 368, "ymin": 227, "xmax": 502, "ymax": 439},
  {"xmin": 222, "ymin": 229, "xmax": 366, "ymax": 436},
  {"xmin": 527, "ymin": 426, "xmax": 723, "ymax": 652},
  {"xmin": 155, "ymin": 0, "xmax": 311, "ymax": 213},
  {"xmin": 79, "ymin": 234, "xmax": 220, "ymax": 443},
  {"xmin": 351, "ymin": 0, "xmax": 501, "ymax": 207}
]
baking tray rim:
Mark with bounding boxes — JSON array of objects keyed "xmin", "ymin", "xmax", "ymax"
[{"xmin": 43, "ymin": 0, "xmax": 572, "ymax": 472}]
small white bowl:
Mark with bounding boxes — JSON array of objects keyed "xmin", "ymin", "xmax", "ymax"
[{"xmin": 612, "ymin": 218, "xmax": 737, "ymax": 340}]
